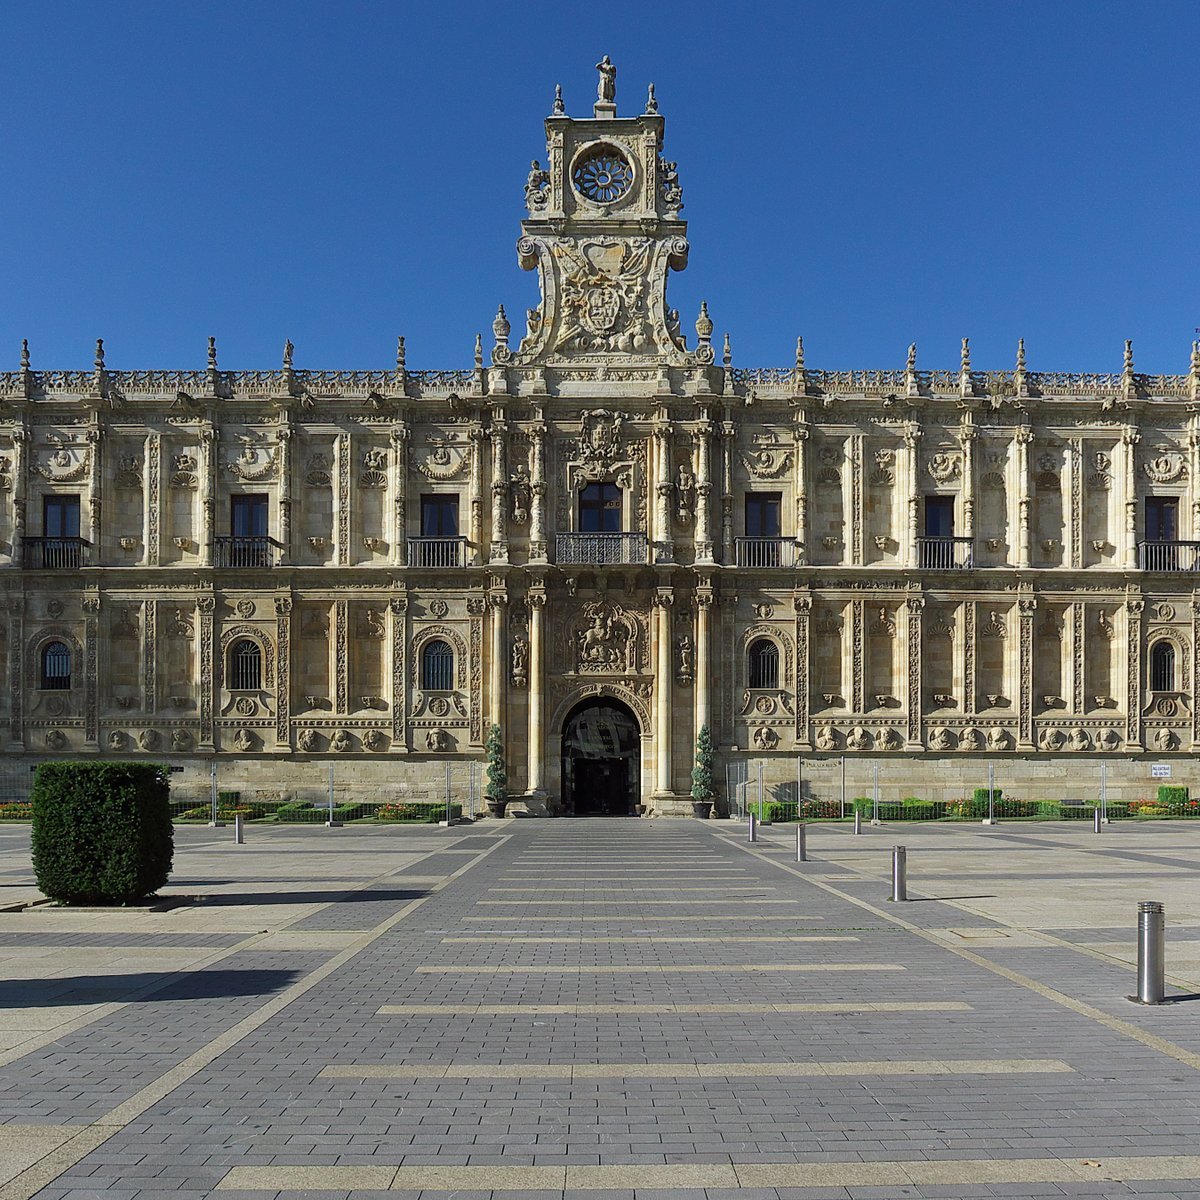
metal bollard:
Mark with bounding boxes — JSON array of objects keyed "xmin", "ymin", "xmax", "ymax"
[
  {"xmin": 796, "ymin": 823, "xmax": 807, "ymax": 862},
  {"xmin": 1133, "ymin": 900, "xmax": 1165, "ymax": 1004},
  {"xmin": 233, "ymin": 813, "xmax": 245, "ymax": 845},
  {"xmin": 748, "ymin": 812, "xmax": 758, "ymax": 843},
  {"xmin": 1094, "ymin": 807, "xmax": 1102, "ymax": 834},
  {"xmin": 890, "ymin": 845, "xmax": 907, "ymax": 902},
  {"xmin": 853, "ymin": 808, "xmax": 862, "ymax": 835}
]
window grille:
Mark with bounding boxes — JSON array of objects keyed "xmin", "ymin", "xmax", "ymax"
[
  {"xmin": 229, "ymin": 639, "xmax": 262, "ymax": 691},
  {"xmin": 1151, "ymin": 641, "xmax": 1175, "ymax": 692},
  {"xmin": 748, "ymin": 639, "xmax": 779, "ymax": 689},
  {"xmin": 41, "ymin": 641, "xmax": 71, "ymax": 690},
  {"xmin": 421, "ymin": 639, "xmax": 454, "ymax": 691}
]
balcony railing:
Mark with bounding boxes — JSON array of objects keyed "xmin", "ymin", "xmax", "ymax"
[
  {"xmin": 407, "ymin": 536, "xmax": 466, "ymax": 568},
  {"xmin": 214, "ymin": 536, "xmax": 283, "ymax": 569},
  {"xmin": 556, "ymin": 532, "xmax": 648, "ymax": 565},
  {"xmin": 22, "ymin": 537, "xmax": 90, "ymax": 569},
  {"xmin": 917, "ymin": 536, "xmax": 974, "ymax": 569},
  {"xmin": 734, "ymin": 537, "xmax": 797, "ymax": 568},
  {"xmin": 1138, "ymin": 540, "xmax": 1200, "ymax": 572}
]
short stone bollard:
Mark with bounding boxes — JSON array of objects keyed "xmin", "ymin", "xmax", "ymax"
[
  {"xmin": 748, "ymin": 812, "xmax": 758, "ymax": 843},
  {"xmin": 233, "ymin": 813, "xmax": 245, "ymax": 845},
  {"xmin": 1094, "ymin": 808, "xmax": 1102, "ymax": 834},
  {"xmin": 853, "ymin": 808, "xmax": 862, "ymax": 835},
  {"xmin": 890, "ymin": 845, "xmax": 907, "ymax": 902},
  {"xmin": 1132, "ymin": 900, "xmax": 1166, "ymax": 1005},
  {"xmin": 796, "ymin": 823, "xmax": 807, "ymax": 862}
]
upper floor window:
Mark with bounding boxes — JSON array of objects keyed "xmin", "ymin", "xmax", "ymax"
[
  {"xmin": 231, "ymin": 494, "xmax": 268, "ymax": 538},
  {"xmin": 41, "ymin": 641, "xmax": 72, "ymax": 690},
  {"xmin": 1146, "ymin": 497, "xmax": 1178, "ymax": 542},
  {"xmin": 745, "ymin": 493, "xmax": 781, "ymax": 538},
  {"xmin": 747, "ymin": 638, "xmax": 779, "ymax": 689},
  {"xmin": 924, "ymin": 496, "xmax": 955, "ymax": 538},
  {"xmin": 1151, "ymin": 640, "xmax": 1175, "ymax": 692},
  {"xmin": 579, "ymin": 482, "xmax": 621, "ymax": 533},
  {"xmin": 229, "ymin": 639, "xmax": 262, "ymax": 690},
  {"xmin": 421, "ymin": 494, "xmax": 459, "ymax": 537},
  {"xmin": 421, "ymin": 639, "xmax": 454, "ymax": 691},
  {"xmin": 43, "ymin": 495, "xmax": 81, "ymax": 539}
]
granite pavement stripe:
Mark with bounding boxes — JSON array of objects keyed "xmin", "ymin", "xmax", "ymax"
[
  {"xmin": 439, "ymin": 936, "xmax": 860, "ymax": 943},
  {"xmin": 377, "ymin": 1000, "xmax": 971, "ymax": 1014},
  {"xmin": 412, "ymin": 963, "xmax": 902, "ymax": 973}
]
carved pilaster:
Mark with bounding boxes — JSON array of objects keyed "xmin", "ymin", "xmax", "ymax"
[
  {"xmin": 275, "ymin": 595, "xmax": 292, "ymax": 748},
  {"xmin": 529, "ymin": 419, "xmax": 547, "ymax": 561},
  {"xmin": 905, "ymin": 593, "xmax": 923, "ymax": 749},
  {"xmin": 468, "ymin": 427, "xmax": 484, "ymax": 566},
  {"xmin": 199, "ymin": 425, "xmax": 215, "ymax": 567},
  {"xmin": 336, "ymin": 433, "xmax": 351, "ymax": 566},
  {"xmin": 488, "ymin": 590, "xmax": 507, "ymax": 731},
  {"xmin": 850, "ymin": 433, "xmax": 864, "ymax": 565},
  {"xmin": 143, "ymin": 433, "xmax": 160, "ymax": 567},
  {"xmin": 468, "ymin": 594, "xmax": 485, "ymax": 745},
  {"xmin": 142, "ymin": 599, "xmax": 157, "ymax": 715},
  {"xmin": 85, "ymin": 427, "xmax": 102, "ymax": 550},
  {"xmin": 903, "ymin": 424, "xmax": 921, "ymax": 569},
  {"xmin": 1069, "ymin": 437, "xmax": 1083, "ymax": 569},
  {"xmin": 391, "ymin": 425, "xmax": 409, "ymax": 566},
  {"xmin": 1122, "ymin": 426, "xmax": 1139, "ymax": 569},
  {"xmin": 653, "ymin": 588, "xmax": 675, "ymax": 796},
  {"xmin": 1071, "ymin": 600, "xmax": 1085, "ymax": 715},
  {"xmin": 1018, "ymin": 594, "xmax": 1036, "ymax": 750},
  {"xmin": 1192, "ymin": 593, "xmax": 1200, "ymax": 751},
  {"xmin": 793, "ymin": 589, "xmax": 811, "ymax": 748},
  {"xmin": 527, "ymin": 588, "xmax": 547, "ymax": 794},
  {"xmin": 277, "ymin": 424, "xmax": 292, "ymax": 566},
  {"xmin": 389, "ymin": 592, "xmax": 408, "ymax": 749},
  {"xmin": 334, "ymin": 598, "xmax": 348, "ymax": 714},
  {"xmin": 7, "ymin": 599, "xmax": 22, "ymax": 749},
  {"xmin": 198, "ymin": 595, "xmax": 215, "ymax": 751},
  {"xmin": 720, "ymin": 418, "xmax": 735, "ymax": 563},
  {"xmin": 851, "ymin": 598, "xmax": 865, "ymax": 714},
  {"xmin": 1016, "ymin": 424, "xmax": 1033, "ymax": 569},
  {"xmin": 793, "ymin": 420, "xmax": 809, "ymax": 565},
  {"xmin": 11, "ymin": 427, "xmax": 28, "ymax": 567},
  {"xmin": 1126, "ymin": 595, "xmax": 1144, "ymax": 749},
  {"xmin": 964, "ymin": 601, "xmax": 976, "ymax": 716},
  {"xmin": 489, "ymin": 420, "xmax": 509, "ymax": 564},
  {"xmin": 694, "ymin": 420, "xmax": 714, "ymax": 563},
  {"xmin": 960, "ymin": 421, "xmax": 976, "ymax": 541}
]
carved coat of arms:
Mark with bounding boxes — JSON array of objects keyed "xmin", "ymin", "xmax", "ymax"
[{"xmin": 577, "ymin": 410, "xmax": 623, "ymax": 463}]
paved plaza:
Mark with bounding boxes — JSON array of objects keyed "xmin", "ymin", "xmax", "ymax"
[{"xmin": 1, "ymin": 818, "xmax": 1200, "ymax": 1200}]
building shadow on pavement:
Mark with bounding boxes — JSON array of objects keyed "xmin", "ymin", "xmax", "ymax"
[{"xmin": 0, "ymin": 967, "xmax": 303, "ymax": 1006}]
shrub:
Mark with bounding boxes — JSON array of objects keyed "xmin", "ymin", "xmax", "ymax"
[
  {"xmin": 31, "ymin": 762, "xmax": 173, "ymax": 905},
  {"xmin": 1157, "ymin": 785, "xmax": 1189, "ymax": 805},
  {"xmin": 485, "ymin": 724, "xmax": 507, "ymax": 804},
  {"xmin": 764, "ymin": 800, "xmax": 798, "ymax": 823},
  {"xmin": 691, "ymin": 725, "xmax": 716, "ymax": 803},
  {"xmin": 376, "ymin": 801, "xmax": 463, "ymax": 823},
  {"xmin": 973, "ymin": 787, "xmax": 1002, "ymax": 806}
]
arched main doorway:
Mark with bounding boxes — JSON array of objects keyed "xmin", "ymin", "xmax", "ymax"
[{"xmin": 560, "ymin": 698, "xmax": 641, "ymax": 817}]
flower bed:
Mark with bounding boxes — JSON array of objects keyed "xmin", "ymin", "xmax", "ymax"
[
  {"xmin": 0, "ymin": 802, "xmax": 32, "ymax": 820},
  {"xmin": 375, "ymin": 802, "xmax": 463, "ymax": 823}
]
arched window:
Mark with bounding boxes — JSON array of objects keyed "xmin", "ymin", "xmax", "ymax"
[
  {"xmin": 748, "ymin": 638, "xmax": 779, "ymax": 689},
  {"xmin": 40, "ymin": 641, "xmax": 71, "ymax": 690},
  {"xmin": 421, "ymin": 639, "xmax": 454, "ymax": 691},
  {"xmin": 229, "ymin": 639, "xmax": 262, "ymax": 691},
  {"xmin": 1151, "ymin": 641, "xmax": 1175, "ymax": 692}
]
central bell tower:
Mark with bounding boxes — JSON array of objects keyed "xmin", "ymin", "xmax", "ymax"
[{"xmin": 507, "ymin": 60, "xmax": 698, "ymax": 369}]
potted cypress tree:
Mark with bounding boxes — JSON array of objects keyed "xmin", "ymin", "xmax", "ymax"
[
  {"xmin": 484, "ymin": 723, "xmax": 508, "ymax": 818},
  {"xmin": 690, "ymin": 724, "xmax": 716, "ymax": 819}
]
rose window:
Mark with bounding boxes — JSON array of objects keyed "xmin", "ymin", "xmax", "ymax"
[{"xmin": 572, "ymin": 146, "xmax": 633, "ymax": 203}]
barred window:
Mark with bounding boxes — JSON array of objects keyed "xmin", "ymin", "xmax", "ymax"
[
  {"xmin": 748, "ymin": 639, "xmax": 779, "ymax": 689},
  {"xmin": 41, "ymin": 641, "xmax": 71, "ymax": 690},
  {"xmin": 229, "ymin": 639, "xmax": 262, "ymax": 691},
  {"xmin": 1151, "ymin": 641, "xmax": 1175, "ymax": 692},
  {"xmin": 421, "ymin": 639, "xmax": 454, "ymax": 691}
]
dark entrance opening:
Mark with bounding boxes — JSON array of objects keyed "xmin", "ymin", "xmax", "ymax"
[{"xmin": 561, "ymin": 698, "xmax": 640, "ymax": 817}]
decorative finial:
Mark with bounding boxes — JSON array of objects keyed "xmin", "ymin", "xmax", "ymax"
[
  {"xmin": 207, "ymin": 336, "xmax": 217, "ymax": 371},
  {"xmin": 492, "ymin": 304, "xmax": 510, "ymax": 345},
  {"xmin": 552, "ymin": 83, "xmax": 564, "ymax": 116},
  {"xmin": 795, "ymin": 336, "xmax": 805, "ymax": 372},
  {"xmin": 1123, "ymin": 338, "xmax": 1134, "ymax": 372},
  {"xmin": 1191, "ymin": 339, "xmax": 1200, "ymax": 374},
  {"xmin": 396, "ymin": 335, "xmax": 406, "ymax": 371},
  {"xmin": 906, "ymin": 342, "xmax": 917, "ymax": 371},
  {"xmin": 594, "ymin": 55, "xmax": 616, "ymax": 116},
  {"xmin": 282, "ymin": 339, "xmax": 294, "ymax": 369},
  {"xmin": 19, "ymin": 339, "xmax": 30, "ymax": 371},
  {"xmin": 1016, "ymin": 337, "xmax": 1027, "ymax": 371},
  {"xmin": 94, "ymin": 338, "xmax": 105, "ymax": 369},
  {"xmin": 695, "ymin": 301, "xmax": 713, "ymax": 343},
  {"xmin": 645, "ymin": 83, "xmax": 658, "ymax": 114},
  {"xmin": 722, "ymin": 332, "xmax": 732, "ymax": 369},
  {"xmin": 474, "ymin": 333, "xmax": 483, "ymax": 369},
  {"xmin": 960, "ymin": 337, "xmax": 971, "ymax": 372}
]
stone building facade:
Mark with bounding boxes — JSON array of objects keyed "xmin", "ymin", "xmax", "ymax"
[{"xmin": 4, "ymin": 63, "xmax": 1200, "ymax": 811}]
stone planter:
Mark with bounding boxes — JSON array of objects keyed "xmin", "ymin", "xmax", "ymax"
[
  {"xmin": 691, "ymin": 800, "xmax": 713, "ymax": 820},
  {"xmin": 485, "ymin": 798, "xmax": 509, "ymax": 819}
]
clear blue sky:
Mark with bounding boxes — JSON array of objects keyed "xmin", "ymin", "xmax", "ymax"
[{"xmin": 3, "ymin": 1, "xmax": 1197, "ymax": 372}]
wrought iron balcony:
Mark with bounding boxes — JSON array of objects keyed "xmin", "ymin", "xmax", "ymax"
[
  {"xmin": 22, "ymin": 537, "xmax": 90, "ymax": 569},
  {"xmin": 1138, "ymin": 540, "xmax": 1200, "ymax": 572},
  {"xmin": 917, "ymin": 536, "xmax": 974, "ymax": 569},
  {"xmin": 734, "ymin": 537, "xmax": 797, "ymax": 568},
  {"xmin": 556, "ymin": 532, "xmax": 648, "ymax": 565},
  {"xmin": 214, "ymin": 536, "xmax": 283, "ymax": 569},
  {"xmin": 407, "ymin": 536, "xmax": 466, "ymax": 568}
]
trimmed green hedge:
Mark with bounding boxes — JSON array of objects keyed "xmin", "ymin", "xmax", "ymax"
[
  {"xmin": 1157, "ymin": 785, "xmax": 1189, "ymax": 805},
  {"xmin": 31, "ymin": 762, "xmax": 173, "ymax": 905}
]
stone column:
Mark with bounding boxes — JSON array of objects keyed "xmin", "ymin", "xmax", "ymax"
[
  {"xmin": 198, "ymin": 595, "xmax": 216, "ymax": 752},
  {"xmin": 390, "ymin": 424, "xmax": 409, "ymax": 566},
  {"xmin": 1191, "ymin": 592, "xmax": 1200, "ymax": 752},
  {"xmin": 653, "ymin": 588, "xmax": 675, "ymax": 796},
  {"xmin": 334, "ymin": 598, "xmax": 349, "ymax": 715},
  {"xmin": 1122, "ymin": 426, "xmax": 1139, "ymax": 569},
  {"xmin": 83, "ymin": 593, "xmax": 99, "ymax": 750},
  {"xmin": 11, "ymin": 427, "xmax": 27, "ymax": 569},
  {"xmin": 527, "ymin": 588, "xmax": 546, "ymax": 796},
  {"xmin": 143, "ymin": 433, "xmax": 160, "ymax": 567},
  {"xmin": 720, "ymin": 417, "xmax": 735, "ymax": 563},
  {"xmin": 389, "ymin": 592, "xmax": 409, "ymax": 750},
  {"xmin": 1018, "ymin": 594, "xmax": 1036, "ymax": 750},
  {"xmin": 142, "ymin": 599, "xmax": 157, "ymax": 716},
  {"xmin": 960, "ymin": 421, "xmax": 976, "ymax": 541},
  {"xmin": 963, "ymin": 601, "xmax": 976, "ymax": 716},
  {"xmin": 1190, "ymin": 425, "xmax": 1200, "ymax": 540},
  {"xmin": 489, "ymin": 591, "xmax": 506, "ymax": 730},
  {"xmin": 468, "ymin": 428, "xmax": 484, "ymax": 566},
  {"xmin": 904, "ymin": 592, "xmax": 924, "ymax": 749},
  {"xmin": 1016, "ymin": 424, "xmax": 1033, "ymax": 570},
  {"xmin": 335, "ymin": 434, "xmax": 351, "ymax": 566},
  {"xmin": 200, "ymin": 425, "xmax": 216, "ymax": 568},
  {"xmin": 529, "ymin": 418, "xmax": 547, "ymax": 561},
  {"xmin": 903, "ymin": 424, "xmax": 921, "ymax": 568},
  {"xmin": 85, "ymin": 427, "xmax": 102, "ymax": 556},
  {"xmin": 6, "ymin": 598, "xmax": 23, "ymax": 750},
  {"xmin": 850, "ymin": 433, "xmax": 865, "ymax": 565},
  {"xmin": 793, "ymin": 419, "xmax": 809, "ymax": 564},
  {"xmin": 695, "ymin": 586, "xmax": 713, "ymax": 736},
  {"xmin": 793, "ymin": 589, "xmax": 811, "ymax": 749},
  {"xmin": 694, "ymin": 420, "xmax": 714, "ymax": 563},
  {"xmin": 274, "ymin": 596, "xmax": 292, "ymax": 748},
  {"xmin": 1069, "ymin": 437, "xmax": 1083, "ymax": 569},
  {"xmin": 851, "ymin": 599, "xmax": 865, "ymax": 715},
  {"xmin": 653, "ymin": 419, "xmax": 674, "ymax": 563},
  {"xmin": 489, "ymin": 419, "xmax": 509, "ymax": 564},
  {"xmin": 1126, "ymin": 594, "xmax": 1144, "ymax": 751},
  {"xmin": 277, "ymin": 425, "xmax": 292, "ymax": 566}
]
